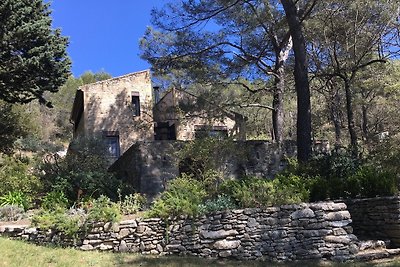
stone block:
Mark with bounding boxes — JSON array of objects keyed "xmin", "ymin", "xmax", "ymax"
[
  {"xmin": 213, "ymin": 240, "xmax": 240, "ymax": 250},
  {"xmin": 291, "ymin": 208, "xmax": 315, "ymax": 220},
  {"xmin": 200, "ymin": 229, "xmax": 238, "ymax": 239}
]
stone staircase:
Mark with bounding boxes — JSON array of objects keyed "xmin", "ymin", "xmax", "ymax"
[{"xmin": 355, "ymin": 239, "xmax": 400, "ymax": 261}]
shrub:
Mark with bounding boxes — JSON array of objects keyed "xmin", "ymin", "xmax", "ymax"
[
  {"xmin": 199, "ymin": 194, "xmax": 237, "ymax": 214},
  {"xmin": 39, "ymin": 137, "xmax": 133, "ymax": 203},
  {"xmin": 0, "ymin": 205, "xmax": 25, "ymax": 221},
  {"xmin": 0, "ymin": 155, "xmax": 42, "ymax": 197},
  {"xmin": 86, "ymin": 195, "xmax": 121, "ymax": 224},
  {"xmin": 177, "ymin": 138, "xmax": 248, "ymax": 194},
  {"xmin": 272, "ymin": 173, "xmax": 310, "ymax": 205},
  {"xmin": 219, "ymin": 175, "xmax": 309, "ymax": 208},
  {"xmin": 41, "ymin": 191, "xmax": 69, "ymax": 210},
  {"xmin": 219, "ymin": 178, "xmax": 274, "ymax": 208},
  {"xmin": 31, "ymin": 207, "xmax": 85, "ymax": 237},
  {"xmin": 345, "ymin": 167, "xmax": 398, "ymax": 198},
  {"xmin": 368, "ymin": 135, "xmax": 400, "ymax": 174},
  {"xmin": 146, "ymin": 175, "xmax": 207, "ymax": 219},
  {"xmin": 118, "ymin": 193, "xmax": 146, "ymax": 215},
  {"xmin": 0, "ymin": 191, "xmax": 30, "ymax": 210},
  {"xmin": 32, "ymin": 195, "xmax": 121, "ymax": 237}
]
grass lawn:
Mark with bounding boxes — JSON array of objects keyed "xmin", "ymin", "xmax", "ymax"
[{"xmin": 1, "ymin": 237, "xmax": 400, "ymax": 267}]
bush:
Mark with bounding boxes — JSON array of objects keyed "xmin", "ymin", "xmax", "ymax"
[
  {"xmin": 0, "ymin": 205, "xmax": 25, "ymax": 221},
  {"xmin": 219, "ymin": 175, "xmax": 309, "ymax": 208},
  {"xmin": 0, "ymin": 191, "xmax": 30, "ymax": 210},
  {"xmin": 0, "ymin": 155, "xmax": 42, "ymax": 197},
  {"xmin": 368, "ymin": 135, "xmax": 400, "ymax": 174},
  {"xmin": 86, "ymin": 195, "xmax": 121, "ymax": 224},
  {"xmin": 118, "ymin": 193, "xmax": 146, "ymax": 215},
  {"xmin": 177, "ymin": 138, "xmax": 248, "ymax": 195},
  {"xmin": 346, "ymin": 167, "xmax": 398, "ymax": 198},
  {"xmin": 199, "ymin": 194, "xmax": 237, "ymax": 214},
  {"xmin": 39, "ymin": 137, "xmax": 133, "ymax": 203},
  {"xmin": 146, "ymin": 175, "xmax": 207, "ymax": 219},
  {"xmin": 32, "ymin": 207, "xmax": 85, "ymax": 237},
  {"xmin": 41, "ymin": 191, "xmax": 69, "ymax": 210},
  {"xmin": 32, "ymin": 195, "xmax": 121, "ymax": 237},
  {"xmin": 272, "ymin": 173, "xmax": 310, "ymax": 205}
]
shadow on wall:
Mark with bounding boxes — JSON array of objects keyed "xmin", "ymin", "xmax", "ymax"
[
  {"xmin": 110, "ymin": 140, "xmax": 297, "ymax": 199},
  {"xmin": 84, "ymin": 90, "xmax": 154, "ymax": 155}
]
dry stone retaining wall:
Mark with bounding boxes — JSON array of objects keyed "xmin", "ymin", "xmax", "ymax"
[
  {"xmin": 0, "ymin": 202, "xmax": 359, "ymax": 262},
  {"xmin": 346, "ymin": 196, "xmax": 400, "ymax": 247}
]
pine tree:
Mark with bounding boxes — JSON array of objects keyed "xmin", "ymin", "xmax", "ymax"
[{"xmin": 0, "ymin": 0, "xmax": 70, "ymax": 106}]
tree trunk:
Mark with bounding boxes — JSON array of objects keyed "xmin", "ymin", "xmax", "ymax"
[
  {"xmin": 361, "ymin": 104, "xmax": 368, "ymax": 142},
  {"xmin": 281, "ymin": 0, "xmax": 312, "ymax": 162},
  {"xmin": 344, "ymin": 79, "xmax": 358, "ymax": 155},
  {"xmin": 328, "ymin": 83, "xmax": 342, "ymax": 148},
  {"xmin": 272, "ymin": 74, "xmax": 284, "ymax": 144},
  {"xmin": 272, "ymin": 39, "xmax": 292, "ymax": 145}
]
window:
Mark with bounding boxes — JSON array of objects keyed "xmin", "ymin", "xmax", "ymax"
[
  {"xmin": 131, "ymin": 92, "xmax": 140, "ymax": 116},
  {"xmin": 103, "ymin": 131, "xmax": 120, "ymax": 158}
]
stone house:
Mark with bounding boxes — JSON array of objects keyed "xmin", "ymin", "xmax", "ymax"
[
  {"xmin": 70, "ymin": 70, "xmax": 154, "ymax": 158},
  {"xmin": 153, "ymin": 87, "xmax": 246, "ymax": 141},
  {"xmin": 70, "ymin": 70, "xmax": 245, "ymax": 159}
]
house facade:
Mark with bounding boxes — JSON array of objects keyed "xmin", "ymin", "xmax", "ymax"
[
  {"xmin": 70, "ymin": 70, "xmax": 154, "ymax": 157},
  {"xmin": 70, "ymin": 70, "xmax": 245, "ymax": 159},
  {"xmin": 153, "ymin": 87, "xmax": 246, "ymax": 141}
]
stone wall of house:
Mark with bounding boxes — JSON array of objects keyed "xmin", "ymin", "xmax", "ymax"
[
  {"xmin": 109, "ymin": 140, "xmax": 297, "ymax": 198},
  {"xmin": 0, "ymin": 202, "xmax": 359, "ymax": 262},
  {"xmin": 346, "ymin": 196, "xmax": 400, "ymax": 247},
  {"xmin": 77, "ymin": 70, "xmax": 154, "ymax": 155}
]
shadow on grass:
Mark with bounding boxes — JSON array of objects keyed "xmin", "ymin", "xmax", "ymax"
[
  {"xmin": 110, "ymin": 254, "xmax": 400, "ymax": 267},
  {"xmin": 109, "ymin": 254, "xmax": 369, "ymax": 267}
]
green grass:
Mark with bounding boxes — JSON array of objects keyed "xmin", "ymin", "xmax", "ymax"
[{"xmin": 0, "ymin": 237, "xmax": 399, "ymax": 267}]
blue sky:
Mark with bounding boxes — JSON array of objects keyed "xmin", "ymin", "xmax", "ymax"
[{"xmin": 49, "ymin": 0, "xmax": 165, "ymax": 78}]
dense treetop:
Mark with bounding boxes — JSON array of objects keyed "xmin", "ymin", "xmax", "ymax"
[{"xmin": 0, "ymin": 0, "xmax": 70, "ymax": 107}]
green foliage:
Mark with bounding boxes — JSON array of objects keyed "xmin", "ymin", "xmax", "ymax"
[
  {"xmin": 146, "ymin": 175, "xmax": 207, "ymax": 219},
  {"xmin": 177, "ymin": 138, "xmax": 247, "ymax": 196},
  {"xmin": 41, "ymin": 191, "xmax": 69, "ymax": 210},
  {"xmin": 86, "ymin": 196, "xmax": 121, "ymax": 224},
  {"xmin": 0, "ymin": 102, "xmax": 30, "ymax": 154},
  {"xmin": 33, "ymin": 195, "xmax": 120, "ymax": 237},
  {"xmin": 0, "ymin": 0, "xmax": 70, "ymax": 105},
  {"xmin": 346, "ymin": 167, "xmax": 398, "ymax": 198},
  {"xmin": 0, "ymin": 191, "xmax": 30, "ymax": 210},
  {"xmin": 118, "ymin": 193, "xmax": 146, "ymax": 215},
  {"xmin": 219, "ymin": 175, "xmax": 309, "ymax": 208},
  {"xmin": 0, "ymin": 155, "xmax": 42, "ymax": 197},
  {"xmin": 199, "ymin": 195, "xmax": 237, "ymax": 214},
  {"xmin": 32, "ymin": 207, "xmax": 84, "ymax": 237},
  {"xmin": 40, "ymin": 136, "xmax": 131, "ymax": 202},
  {"xmin": 368, "ymin": 136, "xmax": 400, "ymax": 175},
  {"xmin": 285, "ymin": 151, "xmax": 399, "ymax": 201}
]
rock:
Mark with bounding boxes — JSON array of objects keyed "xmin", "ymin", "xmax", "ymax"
[
  {"xmin": 118, "ymin": 228, "xmax": 131, "ymax": 239},
  {"xmin": 325, "ymin": 235, "xmax": 352, "ymax": 244},
  {"xmin": 119, "ymin": 219, "xmax": 138, "ymax": 228},
  {"xmin": 213, "ymin": 240, "xmax": 240, "ymax": 250},
  {"xmin": 324, "ymin": 211, "xmax": 351, "ymax": 221},
  {"xmin": 246, "ymin": 218, "xmax": 259, "ymax": 228},
  {"xmin": 200, "ymin": 229, "xmax": 238, "ymax": 239},
  {"xmin": 291, "ymin": 208, "xmax": 315, "ymax": 219},
  {"xmin": 219, "ymin": 250, "xmax": 232, "ymax": 257},
  {"xmin": 328, "ymin": 219, "xmax": 352, "ymax": 227},
  {"xmin": 118, "ymin": 240, "xmax": 129, "ymax": 252},
  {"xmin": 136, "ymin": 225, "xmax": 146, "ymax": 234}
]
